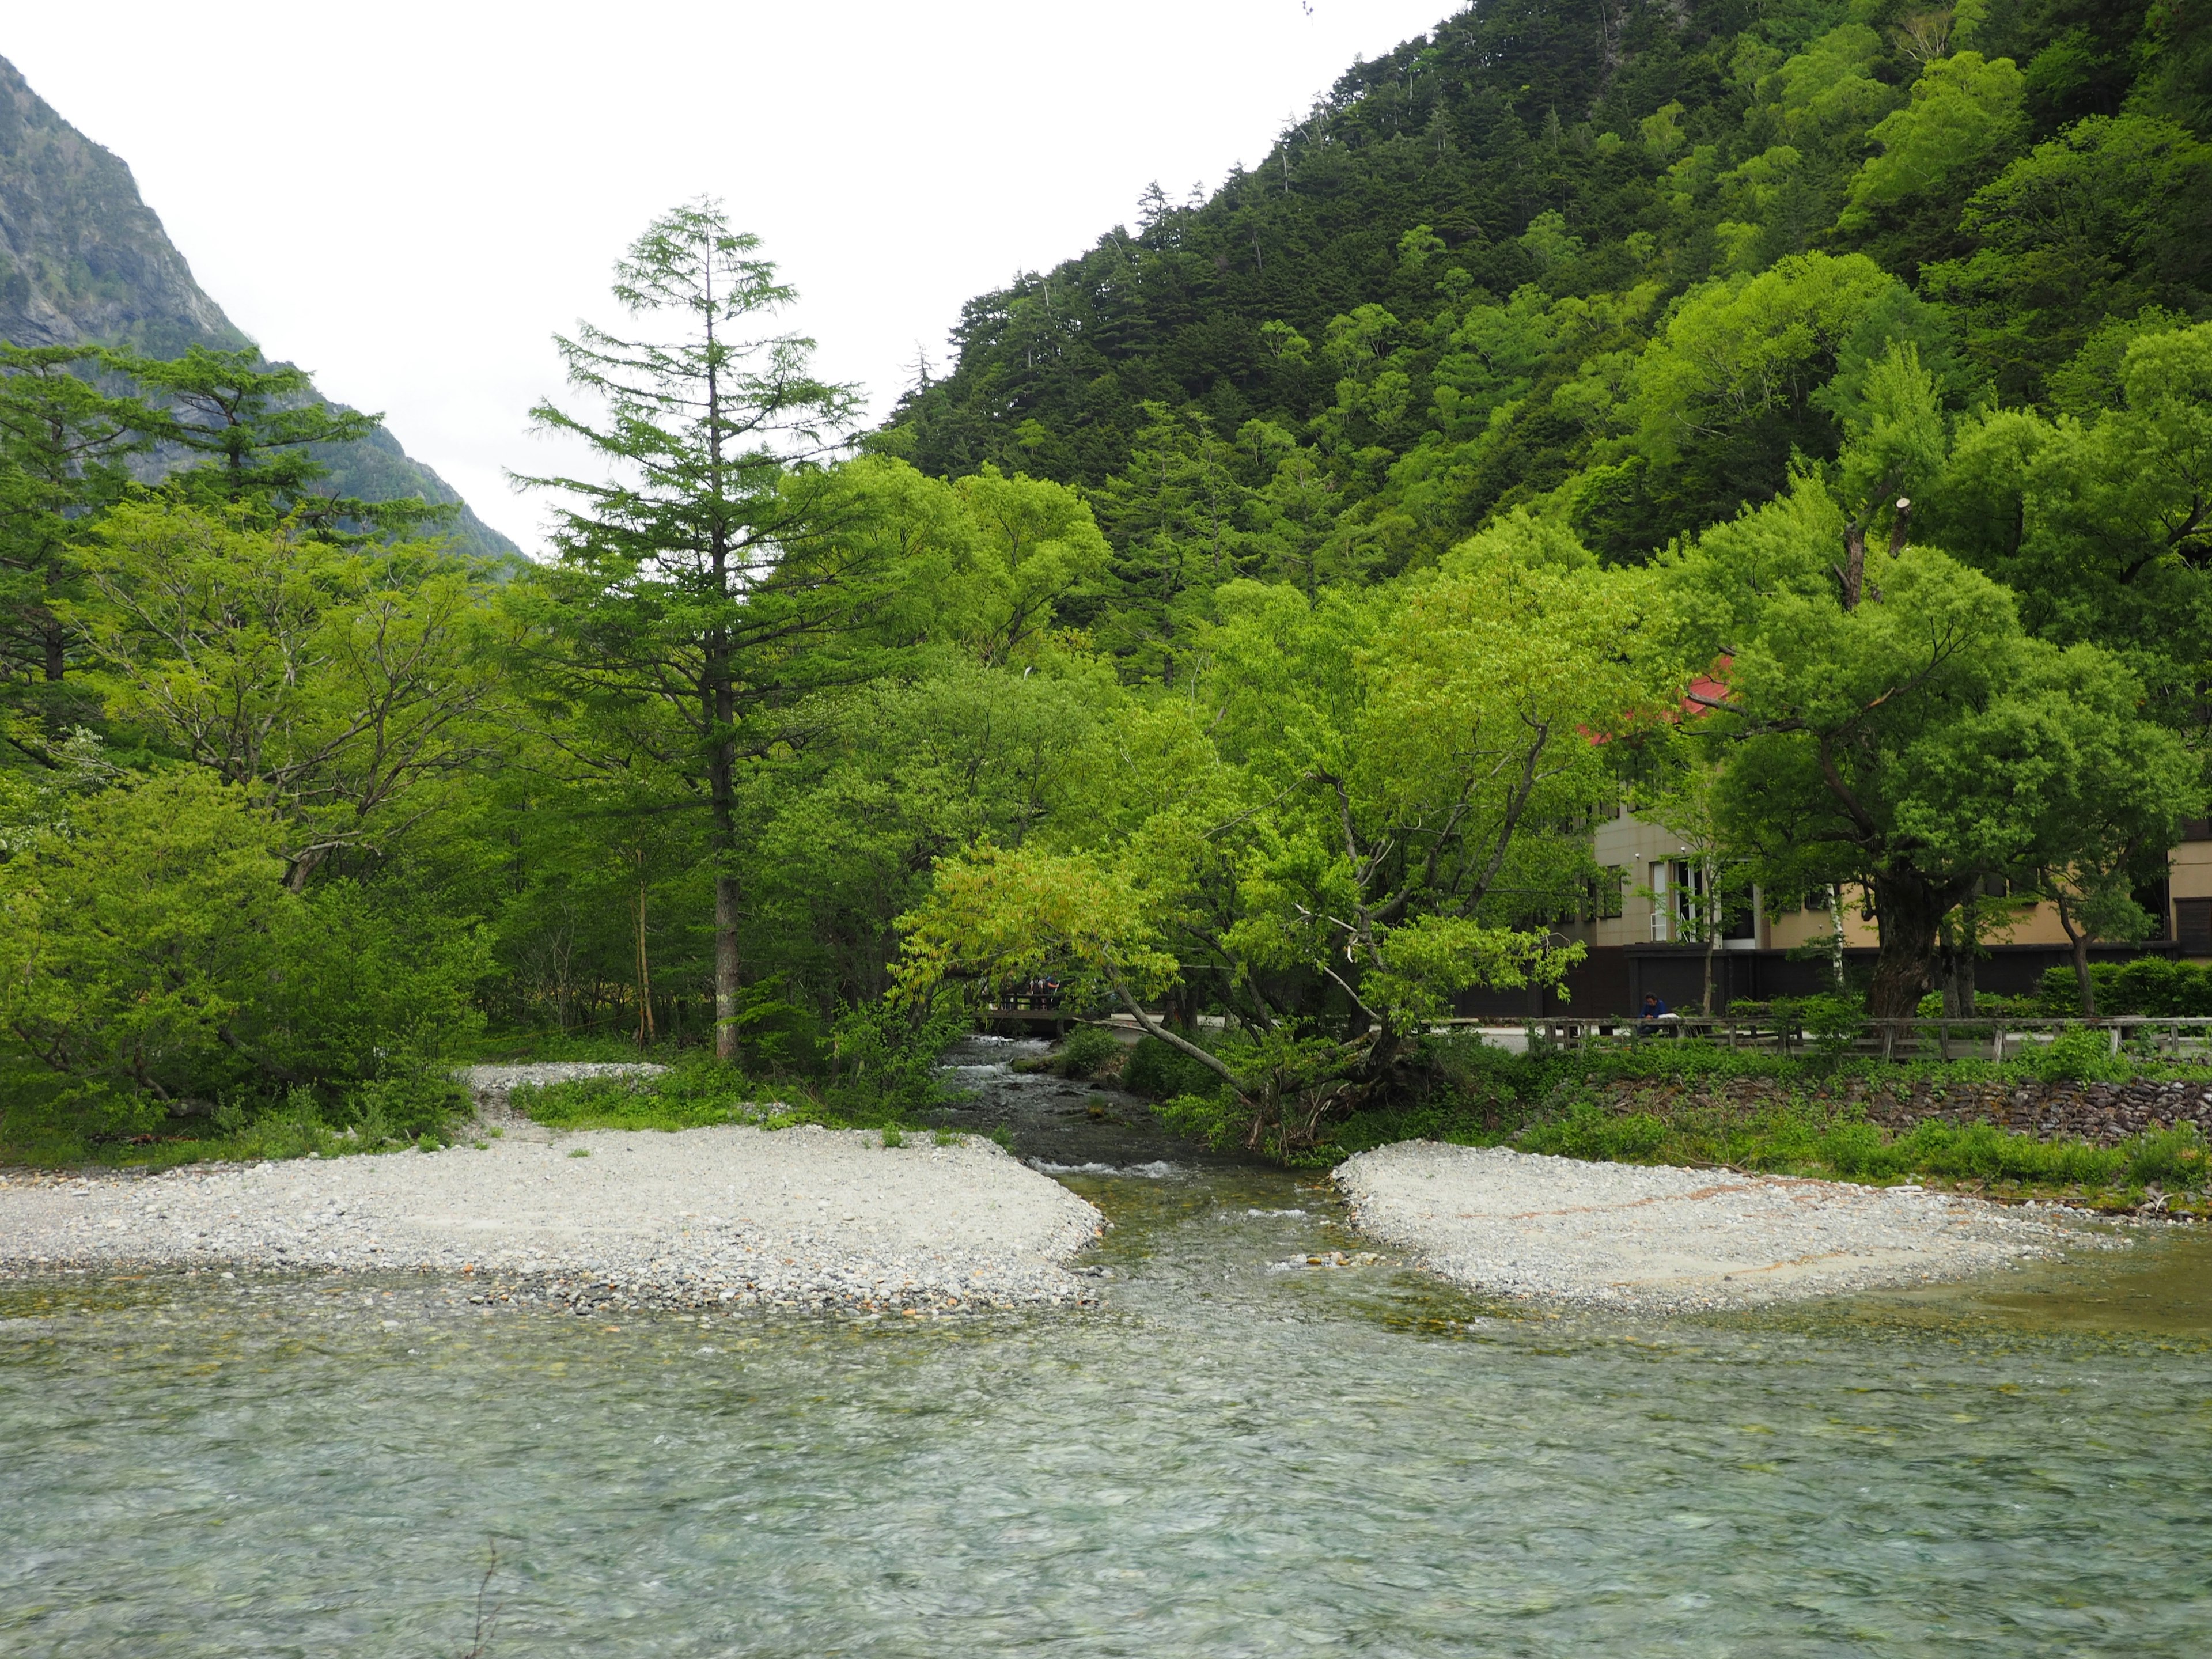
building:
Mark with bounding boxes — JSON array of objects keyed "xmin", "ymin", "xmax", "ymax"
[{"xmin": 1458, "ymin": 808, "xmax": 2212, "ymax": 1020}]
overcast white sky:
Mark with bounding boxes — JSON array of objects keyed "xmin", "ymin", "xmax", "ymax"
[{"xmin": 6, "ymin": 1, "xmax": 1459, "ymax": 552}]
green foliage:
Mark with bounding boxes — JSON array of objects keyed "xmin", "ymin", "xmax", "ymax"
[
  {"xmin": 827, "ymin": 995, "xmax": 973, "ymax": 1113},
  {"xmin": 65, "ymin": 501, "xmax": 502, "ymax": 882},
  {"xmin": 1520, "ymin": 1104, "xmax": 1669, "ymax": 1161},
  {"xmin": 0, "ymin": 761, "xmax": 488, "ymax": 1152},
  {"xmin": 1664, "ymin": 449, "xmax": 2198, "ymax": 1016},
  {"xmin": 1926, "ymin": 115, "xmax": 2212, "ymax": 402},
  {"xmin": 0, "ymin": 768, "xmax": 291, "ymax": 1108},
  {"xmin": 2038, "ymin": 959, "xmax": 2212, "ymax": 1017},
  {"xmin": 1051, "ymin": 1024, "xmax": 1125, "ymax": 1079},
  {"xmin": 1456, "ymin": 1062, "xmax": 2210, "ymax": 1197},
  {"xmin": 510, "ymin": 1058, "xmax": 777, "ymax": 1132},
  {"xmin": 10, "ymin": 9, "xmax": 2212, "ymax": 1176},
  {"xmin": 1121, "ymin": 1035, "xmax": 1228, "ymax": 1102},
  {"xmin": 2029, "ymin": 1025, "xmax": 2127, "ymax": 1085}
]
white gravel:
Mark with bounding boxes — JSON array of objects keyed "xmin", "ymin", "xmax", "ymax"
[
  {"xmin": 1336, "ymin": 1142, "xmax": 2118, "ymax": 1310},
  {"xmin": 0, "ymin": 1124, "xmax": 1105, "ymax": 1314}
]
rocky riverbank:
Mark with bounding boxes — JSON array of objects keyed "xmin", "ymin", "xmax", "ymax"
[
  {"xmin": 1337, "ymin": 1142, "xmax": 2121, "ymax": 1312},
  {"xmin": 0, "ymin": 1124, "xmax": 1106, "ymax": 1314}
]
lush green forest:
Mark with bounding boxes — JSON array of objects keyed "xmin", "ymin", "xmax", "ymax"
[{"xmin": 3, "ymin": 0, "xmax": 2210, "ymax": 1161}]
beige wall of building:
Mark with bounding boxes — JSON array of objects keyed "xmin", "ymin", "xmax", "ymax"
[{"xmin": 1559, "ymin": 811, "xmax": 2212, "ymax": 960}]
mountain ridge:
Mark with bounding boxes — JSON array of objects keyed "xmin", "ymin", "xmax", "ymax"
[{"xmin": 0, "ymin": 54, "xmax": 519, "ymax": 562}]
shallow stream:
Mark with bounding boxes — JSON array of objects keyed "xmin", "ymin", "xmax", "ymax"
[{"xmin": 4, "ymin": 1037, "xmax": 2209, "ymax": 1655}]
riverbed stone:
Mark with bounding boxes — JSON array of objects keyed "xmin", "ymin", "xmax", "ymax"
[
  {"xmin": 0, "ymin": 1124, "xmax": 1105, "ymax": 1313},
  {"xmin": 1337, "ymin": 1141, "xmax": 2123, "ymax": 1311}
]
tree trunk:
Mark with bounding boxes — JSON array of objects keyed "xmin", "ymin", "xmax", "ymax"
[
  {"xmin": 1840, "ymin": 521, "xmax": 1869, "ymax": 609},
  {"xmin": 1937, "ymin": 888, "xmax": 1978, "ymax": 1018},
  {"xmin": 1700, "ymin": 857, "xmax": 1717, "ymax": 1014},
  {"xmin": 1866, "ymin": 870, "xmax": 1961, "ymax": 1020},
  {"xmin": 634, "ymin": 868, "xmax": 656, "ymax": 1050},
  {"xmin": 702, "ymin": 245, "xmax": 744, "ymax": 1065},
  {"xmin": 711, "ymin": 716, "xmax": 740, "ymax": 1062},
  {"xmin": 2055, "ymin": 897, "xmax": 2096, "ymax": 1017}
]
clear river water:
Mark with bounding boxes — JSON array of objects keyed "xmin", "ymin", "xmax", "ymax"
[{"xmin": 4, "ymin": 1036, "xmax": 2210, "ymax": 1657}]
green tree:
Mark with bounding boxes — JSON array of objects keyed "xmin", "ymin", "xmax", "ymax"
[
  {"xmin": 1931, "ymin": 319, "xmax": 2212, "ymax": 733},
  {"xmin": 1619, "ymin": 253, "xmax": 1943, "ymax": 542},
  {"xmin": 0, "ymin": 346, "xmax": 159, "ymax": 757},
  {"xmin": 1090, "ymin": 403, "xmax": 1252, "ymax": 681},
  {"xmin": 1667, "ymin": 472, "xmax": 2198, "ymax": 1019},
  {"xmin": 1925, "ymin": 115, "xmax": 2212, "ymax": 402},
  {"xmin": 513, "ymin": 200, "xmax": 878, "ymax": 1062},
  {"xmin": 1836, "ymin": 52, "xmax": 2027, "ymax": 275},
  {"xmin": 121, "ymin": 346, "xmax": 447, "ymax": 541},
  {"xmin": 66, "ymin": 502, "xmax": 500, "ymax": 887},
  {"xmin": 0, "ymin": 769, "xmax": 288, "ymax": 1112},
  {"xmin": 895, "ymin": 526, "xmax": 1649, "ymax": 1153}
]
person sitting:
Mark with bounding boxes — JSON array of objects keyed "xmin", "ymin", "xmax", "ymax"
[{"xmin": 1638, "ymin": 993, "xmax": 1670, "ymax": 1028}]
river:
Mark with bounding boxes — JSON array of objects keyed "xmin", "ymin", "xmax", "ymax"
[{"xmin": 3, "ymin": 1036, "xmax": 2208, "ymax": 1655}]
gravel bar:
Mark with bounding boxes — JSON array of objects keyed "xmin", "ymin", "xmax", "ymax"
[
  {"xmin": 1336, "ymin": 1142, "xmax": 2119, "ymax": 1310},
  {"xmin": 0, "ymin": 1124, "xmax": 1106, "ymax": 1315}
]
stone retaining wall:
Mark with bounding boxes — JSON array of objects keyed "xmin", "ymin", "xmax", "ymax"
[{"xmin": 1595, "ymin": 1076, "xmax": 2212, "ymax": 1145}]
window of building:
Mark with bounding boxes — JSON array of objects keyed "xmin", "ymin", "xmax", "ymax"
[
  {"xmin": 2179, "ymin": 898, "xmax": 2212, "ymax": 956},
  {"xmin": 1584, "ymin": 866, "xmax": 1625, "ymax": 920}
]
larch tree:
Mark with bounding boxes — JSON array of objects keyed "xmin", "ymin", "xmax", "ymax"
[
  {"xmin": 0, "ymin": 346, "xmax": 158, "ymax": 756},
  {"xmin": 119, "ymin": 346, "xmax": 447, "ymax": 543},
  {"xmin": 513, "ymin": 200, "xmax": 874, "ymax": 1062}
]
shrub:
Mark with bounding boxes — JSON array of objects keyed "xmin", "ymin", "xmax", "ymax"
[
  {"xmin": 2033, "ymin": 1025, "xmax": 2128, "ymax": 1084},
  {"xmin": 512, "ymin": 1058, "xmax": 766, "ymax": 1131},
  {"xmin": 827, "ymin": 997, "xmax": 970, "ymax": 1112},
  {"xmin": 2039, "ymin": 959, "xmax": 2212, "ymax": 1017},
  {"xmin": 2125, "ymin": 1124, "xmax": 2211, "ymax": 1188},
  {"xmin": 344, "ymin": 1056, "xmax": 471, "ymax": 1140},
  {"xmin": 1052, "ymin": 1024, "xmax": 1125, "ymax": 1078},
  {"xmin": 1122, "ymin": 1034, "xmax": 1225, "ymax": 1100},
  {"xmin": 1519, "ymin": 1103, "xmax": 1667, "ymax": 1161}
]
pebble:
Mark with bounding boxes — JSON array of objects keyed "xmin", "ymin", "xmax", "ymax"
[
  {"xmin": 0, "ymin": 1122, "xmax": 1105, "ymax": 1315},
  {"xmin": 1336, "ymin": 1142, "xmax": 2125, "ymax": 1312}
]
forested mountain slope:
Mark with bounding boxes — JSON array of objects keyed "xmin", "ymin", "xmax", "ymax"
[
  {"xmin": 889, "ymin": 0, "xmax": 2210, "ymax": 579},
  {"xmin": 0, "ymin": 55, "xmax": 518, "ymax": 562}
]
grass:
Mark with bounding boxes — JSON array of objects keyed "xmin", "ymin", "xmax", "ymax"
[
  {"xmin": 1308, "ymin": 1036, "xmax": 2212, "ymax": 1212},
  {"xmin": 0, "ymin": 1061, "xmax": 475, "ymax": 1171},
  {"xmin": 505, "ymin": 1052, "xmax": 944, "ymax": 1138},
  {"xmin": 0, "ymin": 1027, "xmax": 967, "ymax": 1169}
]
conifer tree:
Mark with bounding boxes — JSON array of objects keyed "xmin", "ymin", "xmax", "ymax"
[
  {"xmin": 120, "ymin": 345, "xmax": 446, "ymax": 541},
  {"xmin": 0, "ymin": 346, "xmax": 159, "ymax": 759},
  {"xmin": 515, "ymin": 200, "xmax": 868, "ymax": 1062}
]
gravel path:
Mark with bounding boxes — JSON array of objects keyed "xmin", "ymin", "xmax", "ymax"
[
  {"xmin": 1336, "ymin": 1142, "xmax": 2119, "ymax": 1310},
  {"xmin": 0, "ymin": 1124, "xmax": 1105, "ymax": 1315}
]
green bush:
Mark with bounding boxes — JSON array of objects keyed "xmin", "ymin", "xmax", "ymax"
[
  {"xmin": 1122, "ymin": 1034, "xmax": 1225, "ymax": 1100},
  {"xmin": 1052, "ymin": 1023, "xmax": 1125, "ymax": 1078},
  {"xmin": 2039, "ymin": 959, "xmax": 2212, "ymax": 1017},
  {"xmin": 1916, "ymin": 991, "xmax": 2041, "ymax": 1018},
  {"xmin": 730, "ymin": 974, "xmax": 824, "ymax": 1074},
  {"xmin": 1519, "ymin": 1103, "xmax": 1667, "ymax": 1161},
  {"xmin": 0, "ymin": 775, "xmax": 492, "ymax": 1154},
  {"xmin": 2124, "ymin": 1124, "xmax": 2211, "ymax": 1188},
  {"xmin": 2033, "ymin": 1025, "xmax": 2129, "ymax": 1084},
  {"xmin": 1155, "ymin": 1089, "xmax": 1246, "ymax": 1147},
  {"xmin": 828, "ymin": 997, "xmax": 971, "ymax": 1112},
  {"xmin": 513, "ymin": 1058, "xmax": 770, "ymax": 1131}
]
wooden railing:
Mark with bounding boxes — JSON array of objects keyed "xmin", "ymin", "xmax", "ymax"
[{"xmin": 1425, "ymin": 1015, "xmax": 2212, "ymax": 1061}]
